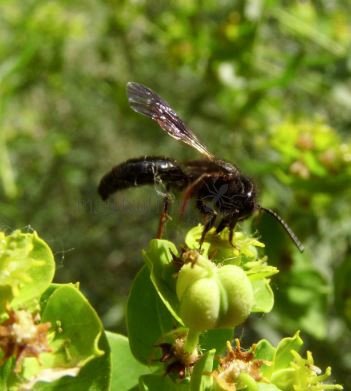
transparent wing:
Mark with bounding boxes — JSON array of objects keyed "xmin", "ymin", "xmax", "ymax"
[{"xmin": 127, "ymin": 82, "xmax": 214, "ymax": 159}]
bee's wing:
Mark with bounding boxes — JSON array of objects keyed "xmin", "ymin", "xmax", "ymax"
[{"xmin": 127, "ymin": 82, "xmax": 214, "ymax": 159}]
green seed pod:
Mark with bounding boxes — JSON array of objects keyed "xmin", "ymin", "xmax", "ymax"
[{"xmin": 176, "ymin": 257, "xmax": 254, "ymax": 332}]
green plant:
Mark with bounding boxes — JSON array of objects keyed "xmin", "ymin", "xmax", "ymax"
[
  {"xmin": 124, "ymin": 225, "xmax": 343, "ymax": 390},
  {"xmin": 0, "ymin": 225, "xmax": 342, "ymax": 391},
  {"xmin": 0, "ymin": 228, "xmax": 343, "ymax": 390},
  {"xmin": 1, "ymin": 1, "xmax": 351, "ymax": 380},
  {"xmin": 0, "ymin": 230, "xmax": 112, "ymax": 390}
]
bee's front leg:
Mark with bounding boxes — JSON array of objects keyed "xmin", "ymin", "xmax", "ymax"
[
  {"xmin": 216, "ymin": 213, "xmax": 239, "ymax": 247},
  {"xmin": 196, "ymin": 199, "xmax": 217, "ymax": 249}
]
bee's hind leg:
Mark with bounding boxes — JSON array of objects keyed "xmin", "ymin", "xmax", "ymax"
[{"xmin": 156, "ymin": 189, "xmax": 172, "ymax": 239}]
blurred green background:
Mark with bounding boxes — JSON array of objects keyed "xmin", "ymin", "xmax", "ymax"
[{"xmin": 1, "ymin": 0, "xmax": 351, "ymax": 385}]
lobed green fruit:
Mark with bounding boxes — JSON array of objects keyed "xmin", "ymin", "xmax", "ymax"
[{"xmin": 176, "ymin": 257, "xmax": 254, "ymax": 332}]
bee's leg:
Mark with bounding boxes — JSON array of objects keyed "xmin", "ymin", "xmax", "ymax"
[
  {"xmin": 216, "ymin": 217, "xmax": 229, "ymax": 235},
  {"xmin": 216, "ymin": 214, "xmax": 238, "ymax": 246},
  {"xmin": 228, "ymin": 219, "xmax": 238, "ymax": 246},
  {"xmin": 156, "ymin": 186, "xmax": 171, "ymax": 239},
  {"xmin": 196, "ymin": 199, "xmax": 217, "ymax": 248}
]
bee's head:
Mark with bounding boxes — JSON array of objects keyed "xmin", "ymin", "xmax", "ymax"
[{"xmin": 236, "ymin": 175, "xmax": 256, "ymax": 220}]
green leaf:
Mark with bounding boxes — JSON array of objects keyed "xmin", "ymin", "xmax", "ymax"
[
  {"xmin": 39, "ymin": 284, "xmax": 104, "ymax": 368},
  {"xmin": 126, "ymin": 265, "xmax": 176, "ymax": 365},
  {"xmin": 139, "ymin": 374, "xmax": 190, "ymax": 391},
  {"xmin": 270, "ymin": 368, "xmax": 296, "ymax": 390},
  {"xmin": 0, "ymin": 359, "xmax": 17, "ymax": 390},
  {"xmin": 271, "ymin": 332, "xmax": 303, "ymax": 374},
  {"xmin": 32, "ymin": 331, "xmax": 111, "ymax": 391},
  {"xmin": 246, "ymin": 265, "xmax": 279, "ymax": 281},
  {"xmin": 236, "ymin": 373, "xmax": 259, "ymax": 391},
  {"xmin": 106, "ymin": 332, "xmax": 152, "ymax": 391},
  {"xmin": 257, "ymin": 384, "xmax": 282, "ymax": 391},
  {"xmin": 199, "ymin": 329, "xmax": 233, "ymax": 355},
  {"xmin": 142, "ymin": 239, "xmax": 182, "ymax": 324},
  {"xmin": 254, "ymin": 339, "xmax": 276, "ymax": 379},
  {"xmin": 19, "ymin": 284, "xmax": 108, "ymax": 389},
  {"xmin": 190, "ymin": 349, "xmax": 215, "ymax": 391},
  {"xmin": 5, "ymin": 283, "xmax": 106, "ymax": 391},
  {"xmin": 251, "ymin": 279, "xmax": 274, "ymax": 313},
  {"xmin": 0, "ymin": 230, "xmax": 55, "ymax": 311},
  {"xmin": 39, "ymin": 283, "xmax": 68, "ymax": 312},
  {"xmin": 254, "ymin": 339, "xmax": 275, "ymax": 361}
]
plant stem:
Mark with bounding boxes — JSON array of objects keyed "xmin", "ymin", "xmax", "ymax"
[{"xmin": 184, "ymin": 328, "xmax": 200, "ymax": 354}]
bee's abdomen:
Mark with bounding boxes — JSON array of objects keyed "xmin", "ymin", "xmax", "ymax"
[{"xmin": 98, "ymin": 156, "xmax": 188, "ymax": 200}]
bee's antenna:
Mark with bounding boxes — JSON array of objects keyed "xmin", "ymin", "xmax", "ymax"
[{"xmin": 258, "ymin": 206, "xmax": 304, "ymax": 253}]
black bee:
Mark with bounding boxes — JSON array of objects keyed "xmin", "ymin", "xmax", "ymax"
[{"xmin": 98, "ymin": 82, "xmax": 304, "ymax": 252}]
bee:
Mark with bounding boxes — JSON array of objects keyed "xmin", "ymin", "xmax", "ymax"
[{"xmin": 98, "ymin": 82, "xmax": 303, "ymax": 252}]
